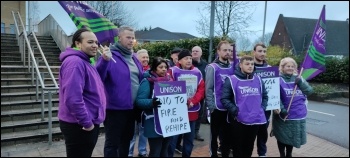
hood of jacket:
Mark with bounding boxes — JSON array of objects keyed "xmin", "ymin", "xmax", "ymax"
[{"xmin": 59, "ymin": 47, "xmax": 90, "ymax": 62}]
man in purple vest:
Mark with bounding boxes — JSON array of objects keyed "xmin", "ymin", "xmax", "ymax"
[
  {"xmin": 96, "ymin": 26, "xmax": 144, "ymax": 157},
  {"xmin": 205, "ymin": 40, "xmax": 234, "ymax": 157},
  {"xmin": 253, "ymin": 43, "xmax": 271, "ymax": 157},
  {"xmin": 221, "ymin": 55, "xmax": 268, "ymax": 157}
]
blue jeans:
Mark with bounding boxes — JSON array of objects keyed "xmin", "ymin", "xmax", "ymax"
[
  {"xmin": 128, "ymin": 122, "xmax": 148, "ymax": 156},
  {"xmin": 168, "ymin": 121, "xmax": 196, "ymax": 157}
]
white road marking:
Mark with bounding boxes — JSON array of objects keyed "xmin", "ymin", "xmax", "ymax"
[{"xmin": 308, "ymin": 109, "xmax": 335, "ymax": 116}]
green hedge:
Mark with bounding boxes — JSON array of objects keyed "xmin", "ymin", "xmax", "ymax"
[
  {"xmin": 133, "ymin": 37, "xmax": 233, "ymax": 63},
  {"xmin": 133, "ymin": 38, "xmax": 348, "ymax": 83}
]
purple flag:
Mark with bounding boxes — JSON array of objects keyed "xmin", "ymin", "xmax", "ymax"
[
  {"xmin": 301, "ymin": 5, "xmax": 326, "ymax": 80},
  {"xmin": 58, "ymin": 1, "xmax": 118, "ymax": 45}
]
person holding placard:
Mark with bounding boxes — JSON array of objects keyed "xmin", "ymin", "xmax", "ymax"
[
  {"xmin": 135, "ymin": 57, "xmax": 173, "ymax": 157},
  {"xmin": 272, "ymin": 57, "xmax": 313, "ymax": 157},
  {"xmin": 205, "ymin": 40, "xmax": 234, "ymax": 157},
  {"xmin": 221, "ymin": 55, "xmax": 268, "ymax": 157},
  {"xmin": 167, "ymin": 49, "xmax": 205, "ymax": 157},
  {"xmin": 253, "ymin": 43, "xmax": 271, "ymax": 157}
]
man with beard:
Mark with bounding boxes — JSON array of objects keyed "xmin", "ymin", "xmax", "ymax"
[{"xmin": 205, "ymin": 41, "xmax": 234, "ymax": 157}]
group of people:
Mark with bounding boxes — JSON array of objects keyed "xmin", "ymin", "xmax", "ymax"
[{"xmin": 58, "ymin": 26, "xmax": 313, "ymax": 157}]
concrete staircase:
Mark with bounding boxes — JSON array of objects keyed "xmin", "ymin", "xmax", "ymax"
[{"xmin": 1, "ymin": 33, "xmax": 63, "ymax": 146}]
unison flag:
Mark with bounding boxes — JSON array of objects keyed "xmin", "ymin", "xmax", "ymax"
[
  {"xmin": 301, "ymin": 5, "xmax": 326, "ymax": 80},
  {"xmin": 58, "ymin": 1, "xmax": 118, "ymax": 45}
]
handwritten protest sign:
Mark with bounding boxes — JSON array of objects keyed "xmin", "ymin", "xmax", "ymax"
[
  {"xmin": 154, "ymin": 81, "xmax": 190, "ymax": 137},
  {"xmin": 255, "ymin": 67, "xmax": 280, "ymax": 110}
]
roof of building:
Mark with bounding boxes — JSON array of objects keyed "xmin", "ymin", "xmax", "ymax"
[
  {"xmin": 281, "ymin": 14, "xmax": 349, "ymax": 56},
  {"xmin": 135, "ymin": 27, "xmax": 197, "ymax": 41}
]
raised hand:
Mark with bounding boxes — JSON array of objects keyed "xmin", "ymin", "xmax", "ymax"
[{"xmin": 100, "ymin": 45, "xmax": 112, "ymax": 61}]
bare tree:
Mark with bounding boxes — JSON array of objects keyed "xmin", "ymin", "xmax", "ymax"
[
  {"xmin": 196, "ymin": 1, "xmax": 256, "ymax": 38},
  {"xmin": 253, "ymin": 32, "xmax": 273, "ymax": 47},
  {"xmin": 86, "ymin": 1, "xmax": 138, "ymax": 28},
  {"xmin": 237, "ymin": 35, "xmax": 252, "ymax": 52},
  {"xmin": 28, "ymin": 1, "xmax": 40, "ymax": 32}
]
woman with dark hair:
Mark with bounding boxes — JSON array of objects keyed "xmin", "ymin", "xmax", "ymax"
[
  {"xmin": 58, "ymin": 28, "xmax": 107, "ymax": 157},
  {"xmin": 135, "ymin": 57, "xmax": 173, "ymax": 157}
]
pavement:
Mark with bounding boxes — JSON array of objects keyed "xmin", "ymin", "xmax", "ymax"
[{"xmin": 1, "ymin": 121, "xmax": 349, "ymax": 157}]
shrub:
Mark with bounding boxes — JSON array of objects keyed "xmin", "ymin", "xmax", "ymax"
[
  {"xmin": 133, "ymin": 37, "xmax": 234, "ymax": 63},
  {"xmin": 311, "ymin": 83, "xmax": 336, "ymax": 93}
]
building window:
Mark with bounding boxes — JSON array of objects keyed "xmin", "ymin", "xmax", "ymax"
[
  {"xmin": 10, "ymin": 24, "xmax": 15, "ymax": 34},
  {"xmin": 1, "ymin": 22, "xmax": 4, "ymax": 33}
]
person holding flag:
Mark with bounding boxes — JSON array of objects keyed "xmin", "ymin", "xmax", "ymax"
[
  {"xmin": 272, "ymin": 57, "xmax": 313, "ymax": 157},
  {"xmin": 272, "ymin": 5, "xmax": 325, "ymax": 157},
  {"xmin": 96, "ymin": 26, "xmax": 144, "ymax": 157}
]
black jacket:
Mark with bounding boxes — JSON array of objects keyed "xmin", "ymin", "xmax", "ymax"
[
  {"xmin": 220, "ymin": 66, "xmax": 268, "ymax": 123},
  {"xmin": 193, "ymin": 58, "xmax": 208, "ymax": 81}
]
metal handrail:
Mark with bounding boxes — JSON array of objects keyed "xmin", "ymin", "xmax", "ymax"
[
  {"xmin": 28, "ymin": 31, "xmax": 59, "ymax": 88},
  {"xmin": 12, "ymin": 11, "xmax": 58, "ymax": 145},
  {"xmin": 12, "ymin": 11, "xmax": 45, "ymax": 88}
]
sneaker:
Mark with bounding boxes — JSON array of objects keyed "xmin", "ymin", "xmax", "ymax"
[
  {"xmin": 217, "ymin": 147, "xmax": 222, "ymax": 155},
  {"xmin": 175, "ymin": 146, "xmax": 182, "ymax": 154},
  {"xmin": 138, "ymin": 154, "xmax": 147, "ymax": 157}
]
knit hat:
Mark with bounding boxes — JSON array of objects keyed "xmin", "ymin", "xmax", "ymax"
[
  {"xmin": 178, "ymin": 49, "xmax": 192, "ymax": 61},
  {"xmin": 171, "ymin": 47, "xmax": 182, "ymax": 54}
]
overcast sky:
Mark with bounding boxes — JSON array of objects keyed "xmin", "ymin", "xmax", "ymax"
[{"xmin": 36, "ymin": 1, "xmax": 349, "ymax": 47}]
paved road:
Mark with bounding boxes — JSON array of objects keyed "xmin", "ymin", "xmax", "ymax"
[{"xmin": 306, "ymin": 100, "xmax": 349, "ymax": 148}]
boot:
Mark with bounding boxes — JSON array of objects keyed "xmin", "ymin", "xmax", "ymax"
[{"xmin": 195, "ymin": 132, "xmax": 204, "ymax": 141}]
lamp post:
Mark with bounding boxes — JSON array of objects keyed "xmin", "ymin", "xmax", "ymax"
[
  {"xmin": 262, "ymin": 1, "xmax": 267, "ymax": 44},
  {"xmin": 208, "ymin": 1, "xmax": 215, "ymax": 63}
]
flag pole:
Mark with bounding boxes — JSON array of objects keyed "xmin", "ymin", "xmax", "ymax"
[{"xmin": 283, "ymin": 67, "xmax": 304, "ymax": 121}]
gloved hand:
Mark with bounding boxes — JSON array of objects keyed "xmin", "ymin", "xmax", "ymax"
[
  {"xmin": 280, "ymin": 109, "xmax": 288, "ymax": 118},
  {"xmin": 228, "ymin": 106, "xmax": 239, "ymax": 118},
  {"xmin": 152, "ymin": 97, "xmax": 161, "ymax": 108},
  {"xmin": 295, "ymin": 76, "xmax": 302, "ymax": 86}
]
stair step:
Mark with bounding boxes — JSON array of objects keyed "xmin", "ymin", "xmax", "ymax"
[
  {"xmin": 1, "ymin": 91, "xmax": 59, "ymax": 97},
  {"xmin": 1, "ymin": 98, "xmax": 59, "ymax": 106},
  {"xmin": 1, "ymin": 106, "xmax": 59, "ymax": 117},
  {"xmin": 1, "ymin": 127, "xmax": 62, "ymax": 143},
  {"xmin": 1, "ymin": 117, "xmax": 59, "ymax": 129}
]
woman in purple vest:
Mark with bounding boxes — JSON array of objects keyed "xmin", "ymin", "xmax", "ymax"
[
  {"xmin": 221, "ymin": 55, "xmax": 268, "ymax": 157},
  {"xmin": 272, "ymin": 57, "xmax": 313, "ymax": 157},
  {"xmin": 135, "ymin": 57, "xmax": 172, "ymax": 157}
]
